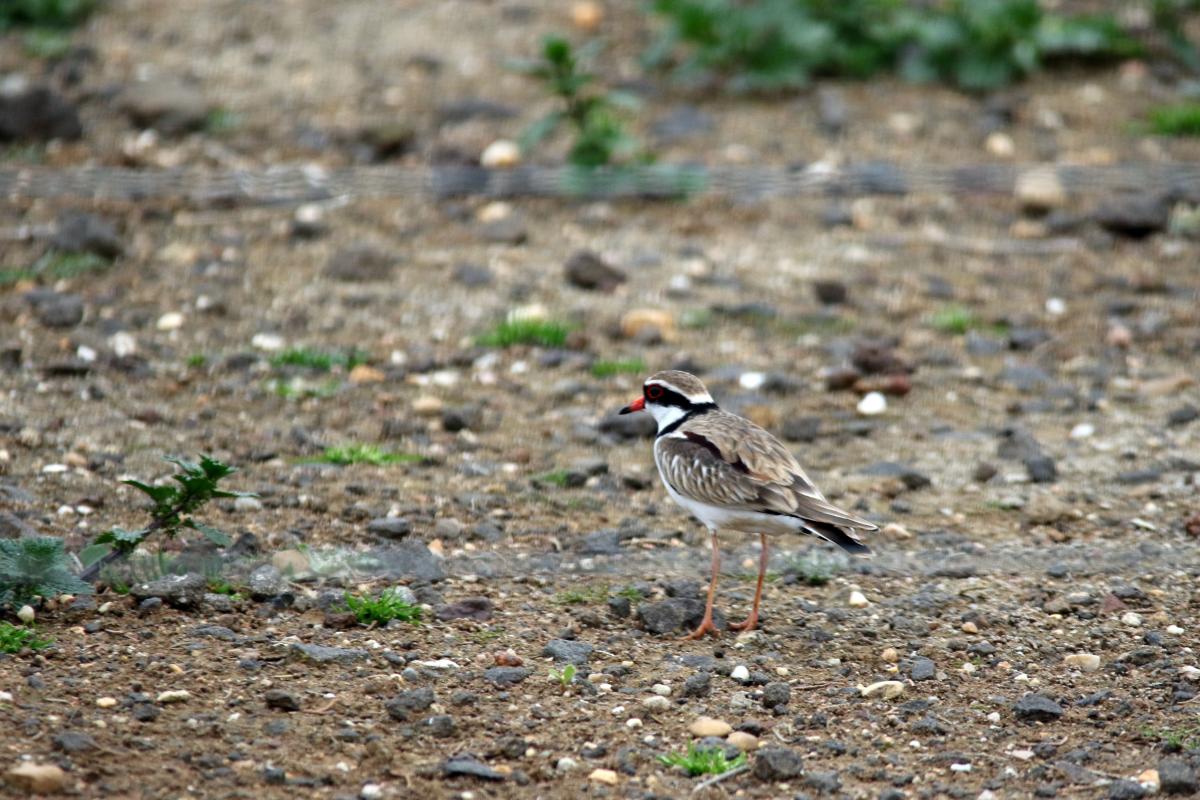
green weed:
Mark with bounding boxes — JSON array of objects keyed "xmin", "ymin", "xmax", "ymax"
[
  {"xmin": 31, "ymin": 251, "xmax": 112, "ymax": 281},
  {"xmin": 22, "ymin": 28, "xmax": 71, "ymax": 58},
  {"xmin": 533, "ymin": 469, "xmax": 573, "ymax": 488},
  {"xmin": 1142, "ymin": 724, "xmax": 1200, "ymax": 751},
  {"xmin": 549, "ymin": 663, "xmax": 577, "ymax": 689},
  {"xmin": 344, "ymin": 588, "xmax": 422, "ymax": 626},
  {"xmin": 0, "ymin": 536, "xmax": 92, "ymax": 608},
  {"xmin": 313, "ymin": 444, "xmax": 422, "ymax": 467},
  {"xmin": 0, "ymin": 0, "xmax": 98, "ymax": 30},
  {"xmin": 591, "ymin": 358, "xmax": 646, "ymax": 378},
  {"xmin": 0, "ymin": 622, "xmax": 52, "ymax": 654},
  {"xmin": 658, "ymin": 744, "xmax": 747, "ymax": 776},
  {"xmin": 554, "ymin": 585, "xmax": 611, "ymax": 605},
  {"xmin": 270, "ymin": 347, "xmax": 366, "ymax": 372},
  {"xmin": 478, "ymin": 319, "xmax": 572, "ymax": 348},
  {"xmin": 930, "ymin": 304, "xmax": 979, "ymax": 335},
  {"xmin": 1148, "ymin": 103, "xmax": 1200, "ymax": 137}
]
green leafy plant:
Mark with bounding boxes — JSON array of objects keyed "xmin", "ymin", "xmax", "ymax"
[
  {"xmin": 30, "ymin": 251, "xmax": 112, "ymax": 282},
  {"xmin": 549, "ymin": 663, "xmax": 577, "ymax": 689},
  {"xmin": 478, "ymin": 318, "xmax": 572, "ymax": 348},
  {"xmin": 0, "ymin": 622, "xmax": 52, "ymax": 654},
  {"xmin": 1147, "ymin": 103, "xmax": 1200, "ymax": 136},
  {"xmin": 313, "ymin": 444, "xmax": 421, "ymax": 466},
  {"xmin": 591, "ymin": 358, "xmax": 646, "ymax": 378},
  {"xmin": 344, "ymin": 588, "xmax": 422, "ymax": 626},
  {"xmin": 930, "ymin": 304, "xmax": 979, "ymax": 335},
  {"xmin": 80, "ymin": 456, "xmax": 252, "ymax": 582},
  {"xmin": 0, "ymin": 0, "xmax": 97, "ymax": 30},
  {"xmin": 0, "ymin": 537, "xmax": 92, "ymax": 608},
  {"xmin": 519, "ymin": 36, "xmax": 642, "ymax": 168},
  {"xmin": 658, "ymin": 744, "xmax": 747, "ymax": 776},
  {"xmin": 270, "ymin": 347, "xmax": 367, "ymax": 372},
  {"xmin": 186, "ymin": 354, "xmax": 208, "ymax": 368},
  {"xmin": 648, "ymin": 0, "xmax": 1139, "ymax": 92}
]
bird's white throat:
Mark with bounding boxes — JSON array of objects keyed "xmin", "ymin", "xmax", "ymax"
[{"xmin": 648, "ymin": 403, "xmax": 689, "ymax": 433}]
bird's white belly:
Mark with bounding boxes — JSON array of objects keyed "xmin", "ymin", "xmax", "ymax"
[{"xmin": 657, "ymin": 467, "xmax": 799, "ymax": 536}]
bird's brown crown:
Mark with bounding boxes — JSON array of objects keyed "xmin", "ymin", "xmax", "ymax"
[{"xmin": 645, "ymin": 370, "xmax": 712, "ymax": 404}]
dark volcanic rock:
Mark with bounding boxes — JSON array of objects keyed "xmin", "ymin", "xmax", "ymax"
[
  {"xmin": 324, "ymin": 245, "xmax": 397, "ymax": 282},
  {"xmin": 367, "ymin": 517, "xmax": 411, "ymax": 539},
  {"xmin": 264, "ymin": 690, "xmax": 300, "ymax": 712},
  {"xmin": 579, "ymin": 529, "xmax": 621, "ymax": 555},
  {"xmin": 0, "ymin": 84, "xmax": 82, "ymax": 141},
  {"xmin": 564, "ymin": 250, "xmax": 626, "ymax": 292},
  {"xmin": 812, "ymin": 279, "xmax": 848, "ymax": 305},
  {"xmin": 1159, "ymin": 758, "xmax": 1198, "ymax": 795},
  {"xmin": 761, "ymin": 682, "xmax": 791, "ymax": 709},
  {"xmin": 131, "ymin": 573, "xmax": 206, "ymax": 608},
  {"xmin": 1014, "ymin": 693, "xmax": 1063, "ymax": 721},
  {"xmin": 27, "ymin": 290, "xmax": 84, "ymax": 329},
  {"xmin": 1025, "ymin": 455, "xmax": 1058, "ymax": 484},
  {"xmin": 443, "ymin": 755, "xmax": 506, "ymax": 781},
  {"xmin": 435, "ymin": 596, "xmax": 493, "ymax": 622},
  {"xmin": 248, "ymin": 564, "xmax": 285, "ymax": 599},
  {"xmin": 52, "ymin": 731, "xmax": 98, "ymax": 753},
  {"xmin": 753, "ymin": 747, "xmax": 804, "ymax": 780},
  {"xmin": 1168, "ymin": 404, "xmax": 1199, "ymax": 428},
  {"xmin": 1093, "ymin": 194, "xmax": 1169, "ymax": 238},
  {"xmin": 385, "ymin": 688, "xmax": 436, "ymax": 721},
  {"xmin": 682, "ymin": 671, "xmax": 711, "ymax": 698},
  {"xmin": 386, "ymin": 540, "xmax": 445, "ymax": 582},
  {"xmin": 52, "ymin": 211, "xmax": 123, "ymax": 258},
  {"xmin": 781, "ymin": 416, "xmax": 821, "ymax": 442},
  {"xmin": 542, "ymin": 639, "xmax": 592, "ymax": 666},
  {"xmin": 637, "ymin": 598, "xmax": 725, "ymax": 634},
  {"xmin": 484, "ymin": 667, "xmax": 531, "ymax": 687},
  {"xmin": 289, "ymin": 643, "xmax": 370, "ymax": 664},
  {"xmin": 910, "ymin": 657, "xmax": 936, "ymax": 681}
]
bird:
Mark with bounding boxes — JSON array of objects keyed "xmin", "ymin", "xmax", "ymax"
[{"xmin": 619, "ymin": 370, "xmax": 877, "ymax": 640}]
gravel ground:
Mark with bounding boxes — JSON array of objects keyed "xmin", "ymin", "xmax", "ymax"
[{"xmin": 3, "ymin": 2, "xmax": 1200, "ymax": 799}]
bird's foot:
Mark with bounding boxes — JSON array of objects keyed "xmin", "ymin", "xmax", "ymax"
[
  {"xmin": 680, "ymin": 617, "xmax": 721, "ymax": 640},
  {"xmin": 727, "ymin": 612, "xmax": 759, "ymax": 632}
]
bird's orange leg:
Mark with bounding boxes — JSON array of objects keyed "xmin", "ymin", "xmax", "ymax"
[
  {"xmin": 682, "ymin": 532, "xmax": 722, "ymax": 640},
  {"xmin": 729, "ymin": 533, "xmax": 768, "ymax": 632}
]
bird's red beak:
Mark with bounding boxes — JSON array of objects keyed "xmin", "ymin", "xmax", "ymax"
[{"xmin": 619, "ymin": 397, "xmax": 645, "ymax": 415}]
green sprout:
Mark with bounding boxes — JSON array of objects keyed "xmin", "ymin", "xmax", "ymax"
[
  {"xmin": 591, "ymin": 358, "xmax": 646, "ymax": 378},
  {"xmin": 344, "ymin": 588, "xmax": 422, "ymax": 626},
  {"xmin": 270, "ymin": 347, "xmax": 367, "ymax": 372},
  {"xmin": 313, "ymin": 445, "xmax": 422, "ymax": 466},
  {"xmin": 658, "ymin": 745, "xmax": 747, "ymax": 777},
  {"xmin": 549, "ymin": 663, "xmax": 577, "ymax": 689},
  {"xmin": 478, "ymin": 319, "xmax": 573, "ymax": 348},
  {"xmin": 0, "ymin": 622, "xmax": 52, "ymax": 654},
  {"xmin": 930, "ymin": 304, "xmax": 979, "ymax": 335}
]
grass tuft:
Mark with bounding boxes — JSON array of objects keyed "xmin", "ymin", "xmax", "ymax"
[
  {"xmin": 554, "ymin": 584, "xmax": 611, "ymax": 605},
  {"xmin": 270, "ymin": 347, "xmax": 366, "ymax": 372},
  {"xmin": 930, "ymin": 304, "xmax": 979, "ymax": 335},
  {"xmin": 344, "ymin": 588, "xmax": 422, "ymax": 626},
  {"xmin": 658, "ymin": 744, "xmax": 747, "ymax": 777},
  {"xmin": 1147, "ymin": 103, "xmax": 1200, "ymax": 137},
  {"xmin": 314, "ymin": 444, "xmax": 421, "ymax": 466},
  {"xmin": 0, "ymin": 622, "xmax": 52, "ymax": 654},
  {"xmin": 591, "ymin": 358, "xmax": 646, "ymax": 378},
  {"xmin": 478, "ymin": 319, "xmax": 572, "ymax": 348}
]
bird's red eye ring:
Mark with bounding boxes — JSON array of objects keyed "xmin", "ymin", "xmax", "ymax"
[{"xmin": 646, "ymin": 385, "xmax": 664, "ymax": 400}]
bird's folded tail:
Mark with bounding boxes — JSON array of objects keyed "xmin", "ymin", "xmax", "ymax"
[{"xmin": 802, "ymin": 519, "xmax": 873, "ymax": 557}]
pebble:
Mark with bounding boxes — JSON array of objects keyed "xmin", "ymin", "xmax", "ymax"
[
  {"xmin": 620, "ymin": 309, "xmax": 675, "ymax": 342},
  {"xmin": 5, "ymin": 763, "xmax": 66, "ymax": 794},
  {"xmin": 860, "ymin": 681, "xmax": 905, "ymax": 699},
  {"xmin": 730, "ymin": 665, "xmax": 750, "ymax": 682},
  {"xmin": 857, "ymin": 392, "xmax": 887, "ymax": 416},
  {"xmin": 265, "ymin": 689, "xmax": 300, "ymax": 712},
  {"xmin": 910, "ymin": 657, "xmax": 936, "ymax": 682},
  {"xmin": 642, "ymin": 695, "xmax": 670, "ymax": 711},
  {"xmin": 1063, "ymin": 654, "xmax": 1101, "ymax": 672},
  {"xmin": 752, "ymin": 747, "xmax": 804, "ymax": 780},
  {"xmin": 690, "ymin": 717, "xmax": 732, "ymax": 737},
  {"xmin": 727, "ymin": 731, "xmax": 759, "ymax": 751},
  {"xmin": 556, "ymin": 757, "xmax": 578, "ymax": 772},
  {"xmin": 881, "ymin": 647, "xmax": 899, "ymax": 663},
  {"xmin": 1160, "ymin": 759, "xmax": 1198, "ymax": 795},
  {"xmin": 650, "ymin": 683, "xmax": 671, "ymax": 696},
  {"xmin": 572, "ymin": 1, "xmax": 603, "ymax": 30},
  {"xmin": 481, "ymin": 139, "xmax": 520, "ymax": 169},
  {"xmin": 96, "ymin": 696, "xmax": 118, "ymax": 708},
  {"xmin": 1013, "ymin": 693, "xmax": 1063, "ymax": 721},
  {"xmin": 588, "ymin": 767, "xmax": 618, "ymax": 785},
  {"xmin": 360, "ymin": 784, "xmax": 383, "ymax": 800},
  {"xmin": 1070, "ymin": 423, "xmax": 1095, "ymax": 439},
  {"xmin": 157, "ymin": 690, "xmax": 191, "ymax": 704},
  {"xmin": 1122, "ymin": 612, "xmax": 1143, "ymax": 627},
  {"xmin": 16, "ymin": 605, "xmax": 34, "ymax": 624},
  {"xmin": 542, "ymin": 639, "xmax": 593, "ymax": 666},
  {"xmin": 848, "ymin": 590, "xmax": 870, "ymax": 607},
  {"xmin": 156, "ymin": 311, "xmax": 184, "ymax": 331},
  {"xmin": 1015, "ymin": 167, "xmax": 1067, "ymax": 211}
]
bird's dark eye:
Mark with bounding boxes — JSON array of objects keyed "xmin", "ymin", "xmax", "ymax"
[{"xmin": 646, "ymin": 385, "xmax": 664, "ymax": 400}]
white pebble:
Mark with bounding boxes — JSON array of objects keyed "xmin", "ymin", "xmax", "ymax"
[
  {"xmin": 109, "ymin": 332, "xmax": 137, "ymax": 357},
  {"xmin": 251, "ymin": 332, "xmax": 285, "ymax": 351},
  {"xmin": 1070, "ymin": 423, "xmax": 1095, "ymax": 439},
  {"xmin": 1121, "ymin": 612, "xmax": 1143, "ymax": 627},
  {"xmin": 156, "ymin": 311, "xmax": 184, "ymax": 331},
  {"xmin": 480, "ymin": 139, "xmax": 521, "ymax": 169},
  {"xmin": 738, "ymin": 372, "xmax": 766, "ymax": 390},
  {"xmin": 859, "ymin": 681, "xmax": 905, "ymax": 699},
  {"xmin": 857, "ymin": 392, "xmax": 887, "ymax": 416},
  {"xmin": 0, "ymin": 690, "xmax": 13, "ymax": 703},
  {"xmin": 360, "ymin": 784, "xmax": 383, "ymax": 800},
  {"xmin": 1063, "ymin": 653, "xmax": 1101, "ymax": 672},
  {"xmin": 41, "ymin": 464, "xmax": 68, "ymax": 474},
  {"xmin": 951, "ymin": 763, "xmax": 973, "ymax": 773},
  {"xmin": 76, "ymin": 345, "xmax": 97, "ymax": 363},
  {"xmin": 1167, "ymin": 625, "xmax": 1185, "ymax": 635},
  {"xmin": 556, "ymin": 757, "xmax": 578, "ymax": 772},
  {"xmin": 642, "ymin": 695, "xmax": 670, "ymax": 711},
  {"xmin": 650, "ymin": 683, "xmax": 671, "ymax": 696},
  {"xmin": 730, "ymin": 665, "xmax": 750, "ymax": 682},
  {"xmin": 96, "ymin": 697, "xmax": 118, "ymax": 708},
  {"xmin": 156, "ymin": 690, "xmax": 191, "ymax": 703},
  {"xmin": 1045, "ymin": 297, "xmax": 1066, "ymax": 316},
  {"xmin": 848, "ymin": 590, "xmax": 870, "ymax": 608},
  {"xmin": 17, "ymin": 605, "xmax": 35, "ymax": 624},
  {"xmin": 986, "ymin": 711, "xmax": 1001, "ymax": 723},
  {"xmin": 234, "ymin": 496, "xmax": 263, "ymax": 512},
  {"xmin": 625, "ymin": 717, "xmax": 642, "ymax": 729}
]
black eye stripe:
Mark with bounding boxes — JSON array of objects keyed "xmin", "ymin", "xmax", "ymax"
[{"xmin": 645, "ymin": 385, "xmax": 691, "ymax": 408}]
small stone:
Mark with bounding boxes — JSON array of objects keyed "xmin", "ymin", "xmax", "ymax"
[
  {"xmin": 248, "ymin": 564, "xmax": 285, "ymax": 598},
  {"xmin": 761, "ymin": 682, "xmax": 791, "ymax": 709},
  {"xmin": 727, "ymin": 731, "xmax": 759, "ymax": 751},
  {"xmin": 5, "ymin": 763, "xmax": 66, "ymax": 794},
  {"xmin": 265, "ymin": 689, "xmax": 300, "ymax": 712},
  {"xmin": 442, "ymin": 755, "xmax": 505, "ymax": 782},
  {"xmin": 1168, "ymin": 404, "xmax": 1199, "ymax": 427},
  {"xmin": 52, "ymin": 730, "xmax": 98, "ymax": 753},
  {"xmin": 1015, "ymin": 167, "xmax": 1067, "ymax": 211},
  {"xmin": 857, "ymin": 392, "xmax": 887, "ymax": 416},
  {"xmin": 481, "ymin": 139, "xmax": 520, "ymax": 169},
  {"xmin": 620, "ymin": 308, "xmax": 675, "ymax": 342},
  {"xmin": 1122, "ymin": 612, "xmax": 1143, "ymax": 627},
  {"xmin": 1013, "ymin": 693, "xmax": 1063, "ymax": 721},
  {"xmin": 805, "ymin": 770, "xmax": 843, "ymax": 794},
  {"xmin": 642, "ymin": 695, "xmax": 670, "ymax": 711},
  {"xmin": 485, "ymin": 666, "xmax": 531, "ymax": 687},
  {"xmin": 366, "ymin": 517, "xmax": 411, "ymax": 539},
  {"xmin": 131, "ymin": 572, "xmax": 206, "ymax": 608},
  {"xmin": 911, "ymin": 657, "xmax": 936, "ymax": 681},
  {"xmin": 324, "ymin": 245, "xmax": 397, "ymax": 282},
  {"xmin": 690, "ymin": 717, "xmax": 732, "ymax": 737},
  {"xmin": 860, "ymin": 681, "xmax": 905, "ymax": 699},
  {"xmin": 881, "ymin": 647, "xmax": 899, "ymax": 663},
  {"xmin": 156, "ymin": 690, "xmax": 191, "ymax": 704},
  {"xmin": 813, "ymin": 280, "xmax": 848, "ymax": 305},
  {"xmin": 436, "ymin": 596, "xmax": 493, "ymax": 622},
  {"xmin": 360, "ymin": 784, "xmax": 384, "ymax": 800},
  {"xmin": 1109, "ymin": 779, "xmax": 1148, "ymax": 800},
  {"xmin": 1063, "ymin": 654, "xmax": 1101, "ymax": 672},
  {"xmin": 588, "ymin": 767, "xmax": 618, "ymax": 785},
  {"xmin": 156, "ymin": 311, "xmax": 184, "ymax": 331},
  {"xmin": 962, "ymin": 621, "xmax": 979, "ymax": 634},
  {"xmin": 682, "ymin": 672, "xmax": 711, "ymax": 698},
  {"xmin": 28, "ymin": 291, "xmax": 84, "ymax": 329},
  {"xmin": 752, "ymin": 747, "xmax": 804, "ymax": 780},
  {"xmin": 119, "ymin": 78, "xmax": 210, "ymax": 134},
  {"xmin": 542, "ymin": 639, "xmax": 592, "ymax": 666},
  {"xmin": 1025, "ymin": 455, "xmax": 1058, "ymax": 484},
  {"xmin": 425, "ymin": 714, "xmax": 456, "ymax": 737},
  {"xmin": 848, "ymin": 590, "xmax": 870, "ymax": 608},
  {"xmin": 16, "ymin": 605, "xmax": 34, "ymax": 624},
  {"xmin": 1094, "ymin": 194, "xmax": 1170, "ymax": 238},
  {"xmin": 385, "ymin": 688, "xmax": 436, "ymax": 721},
  {"xmin": 564, "ymin": 250, "xmax": 626, "ymax": 292},
  {"xmin": 557, "ymin": 757, "xmax": 579, "ymax": 772},
  {"xmin": 349, "ymin": 364, "xmax": 385, "ymax": 384},
  {"xmin": 1159, "ymin": 758, "xmax": 1198, "ymax": 795},
  {"xmin": 289, "ymin": 643, "xmax": 370, "ymax": 665},
  {"xmin": 572, "ymin": 1, "xmax": 603, "ymax": 30},
  {"xmin": 730, "ymin": 665, "xmax": 751, "ymax": 682}
]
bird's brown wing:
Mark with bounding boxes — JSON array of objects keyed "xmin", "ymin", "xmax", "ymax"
[{"xmin": 679, "ymin": 412, "xmax": 878, "ymax": 531}]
